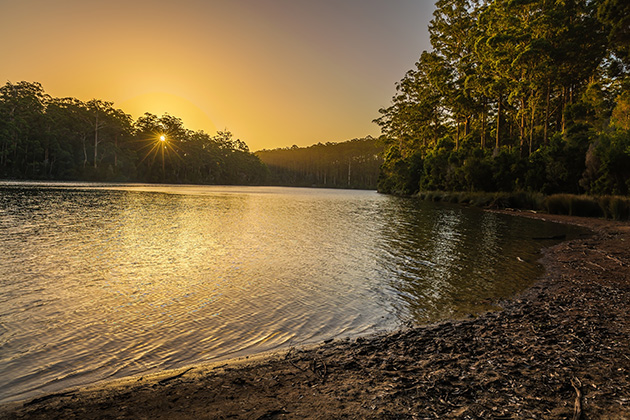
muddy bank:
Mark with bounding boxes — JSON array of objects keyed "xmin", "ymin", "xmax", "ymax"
[{"xmin": 2, "ymin": 212, "xmax": 629, "ymax": 419}]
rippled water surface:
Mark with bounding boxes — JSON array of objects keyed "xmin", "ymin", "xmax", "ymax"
[{"xmin": 0, "ymin": 182, "xmax": 585, "ymax": 402}]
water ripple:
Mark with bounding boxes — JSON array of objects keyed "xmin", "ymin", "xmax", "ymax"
[{"xmin": 0, "ymin": 183, "xmax": 585, "ymax": 403}]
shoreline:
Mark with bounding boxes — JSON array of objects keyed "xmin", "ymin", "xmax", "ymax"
[{"xmin": 2, "ymin": 212, "xmax": 630, "ymax": 419}]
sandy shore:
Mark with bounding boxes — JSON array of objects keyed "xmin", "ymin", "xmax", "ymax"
[{"xmin": 2, "ymin": 211, "xmax": 629, "ymax": 419}]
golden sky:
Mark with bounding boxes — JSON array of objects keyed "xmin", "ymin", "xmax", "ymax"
[{"xmin": 1, "ymin": 0, "xmax": 435, "ymax": 151}]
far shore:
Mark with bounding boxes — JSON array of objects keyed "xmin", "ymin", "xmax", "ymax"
[{"xmin": 2, "ymin": 211, "xmax": 629, "ymax": 419}]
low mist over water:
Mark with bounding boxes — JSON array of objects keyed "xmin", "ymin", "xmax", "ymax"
[{"xmin": 0, "ymin": 183, "xmax": 584, "ymax": 402}]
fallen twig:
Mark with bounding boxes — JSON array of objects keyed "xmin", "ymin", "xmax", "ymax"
[
  {"xmin": 24, "ymin": 391, "xmax": 75, "ymax": 406},
  {"xmin": 586, "ymin": 261, "xmax": 606, "ymax": 271},
  {"xmin": 569, "ymin": 333, "xmax": 587, "ymax": 348},
  {"xmin": 593, "ymin": 249, "xmax": 624, "ymax": 266},
  {"xmin": 285, "ymin": 347, "xmax": 307, "ymax": 372},
  {"xmin": 571, "ymin": 377, "xmax": 583, "ymax": 420},
  {"xmin": 158, "ymin": 367, "xmax": 194, "ymax": 385},
  {"xmin": 311, "ymin": 356, "xmax": 328, "ymax": 383}
]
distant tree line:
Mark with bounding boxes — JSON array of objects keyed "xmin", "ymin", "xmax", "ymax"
[
  {"xmin": 0, "ymin": 81, "xmax": 267, "ymax": 184},
  {"xmin": 256, "ymin": 137, "xmax": 383, "ymax": 189},
  {"xmin": 375, "ymin": 0, "xmax": 630, "ymax": 196}
]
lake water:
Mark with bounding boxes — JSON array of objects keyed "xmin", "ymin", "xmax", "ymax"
[{"xmin": 0, "ymin": 182, "xmax": 584, "ymax": 403}]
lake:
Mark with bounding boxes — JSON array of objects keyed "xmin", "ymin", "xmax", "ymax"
[{"xmin": 0, "ymin": 182, "xmax": 584, "ymax": 403}]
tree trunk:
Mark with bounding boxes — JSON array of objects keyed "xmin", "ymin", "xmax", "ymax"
[
  {"xmin": 520, "ymin": 98, "xmax": 526, "ymax": 155},
  {"xmin": 93, "ymin": 110, "xmax": 99, "ymax": 169},
  {"xmin": 13, "ymin": 133, "xmax": 19, "ymax": 163},
  {"xmin": 23, "ymin": 141, "xmax": 29, "ymax": 177},
  {"xmin": 529, "ymin": 103, "xmax": 537, "ymax": 155},
  {"xmin": 496, "ymin": 96, "xmax": 502, "ymax": 151},
  {"xmin": 456, "ymin": 120, "xmax": 460, "ymax": 150},
  {"xmin": 347, "ymin": 159, "xmax": 351, "ymax": 187},
  {"xmin": 434, "ymin": 118, "xmax": 439, "ymax": 145},
  {"xmin": 481, "ymin": 98, "xmax": 486, "ymax": 149},
  {"xmin": 82, "ymin": 134, "xmax": 88, "ymax": 168},
  {"xmin": 562, "ymin": 86, "xmax": 566, "ymax": 134},
  {"xmin": 0, "ymin": 140, "xmax": 6, "ymax": 167},
  {"xmin": 44, "ymin": 144, "xmax": 49, "ymax": 172},
  {"xmin": 544, "ymin": 81, "xmax": 551, "ymax": 146}
]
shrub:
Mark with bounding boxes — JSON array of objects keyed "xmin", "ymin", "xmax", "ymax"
[
  {"xmin": 417, "ymin": 190, "xmax": 630, "ymax": 220},
  {"xmin": 609, "ymin": 196, "xmax": 630, "ymax": 220},
  {"xmin": 508, "ymin": 191, "xmax": 544, "ymax": 210},
  {"xmin": 568, "ymin": 195, "xmax": 603, "ymax": 218},
  {"xmin": 544, "ymin": 194, "xmax": 571, "ymax": 215}
]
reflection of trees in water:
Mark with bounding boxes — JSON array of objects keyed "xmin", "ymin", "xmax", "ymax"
[{"xmin": 379, "ymin": 200, "xmax": 572, "ymax": 324}]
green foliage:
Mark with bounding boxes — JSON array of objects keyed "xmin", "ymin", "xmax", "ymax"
[
  {"xmin": 597, "ymin": 0, "xmax": 630, "ymax": 65},
  {"xmin": 377, "ymin": 144, "xmax": 409, "ymax": 194},
  {"xmin": 376, "ymin": 0, "xmax": 629, "ymax": 202},
  {"xmin": 0, "ymin": 82, "xmax": 267, "ymax": 185},
  {"xmin": 580, "ymin": 129, "xmax": 630, "ymax": 195},
  {"xmin": 491, "ymin": 148, "xmax": 522, "ymax": 192},
  {"xmin": 611, "ymin": 90, "xmax": 630, "ymax": 130}
]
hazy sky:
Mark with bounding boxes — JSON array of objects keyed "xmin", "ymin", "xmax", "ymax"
[{"xmin": 1, "ymin": 0, "xmax": 435, "ymax": 151}]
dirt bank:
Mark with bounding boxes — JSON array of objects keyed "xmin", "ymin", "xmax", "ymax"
[{"xmin": 2, "ymin": 212, "xmax": 629, "ymax": 419}]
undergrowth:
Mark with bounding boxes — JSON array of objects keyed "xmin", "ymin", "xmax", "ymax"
[{"xmin": 415, "ymin": 191, "xmax": 630, "ymax": 221}]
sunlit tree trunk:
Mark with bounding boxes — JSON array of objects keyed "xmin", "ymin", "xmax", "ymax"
[
  {"xmin": 544, "ymin": 81, "xmax": 551, "ymax": 146},
  {"xmin": 456, "ymin": 120, "xmax": 460, "ymax": 150},
  {"xmin": 529, "ymin": 102, "xmax": 537, "ymax": 155},
  {"xmin": 519, "ymin": 97, "xmax": 526, "ymax": 155}
]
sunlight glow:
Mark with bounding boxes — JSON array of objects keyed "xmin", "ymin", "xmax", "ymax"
[
  {"xmin": 137, "ymin": 132, "xmax": 182, "ymax": 174},
  {"xmin": 118, "ymin": 92, "xmax": 218, "ymax": 136}
]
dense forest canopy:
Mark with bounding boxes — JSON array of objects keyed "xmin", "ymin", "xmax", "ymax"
[
  {"xmin": 375, "ymin": 0, "xmax": 630, "ymax": 196},
  {"xmin": 256, "ymin": 137, "xmax": 383, "ymax": 189},
  {"xmin": 0, "ymin": 82, "xmax": 267, "ymax": 185}
]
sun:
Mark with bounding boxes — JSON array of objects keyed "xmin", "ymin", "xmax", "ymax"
[{"xmin": 137, "ymin": 132, "xmax": 182, "ymax": 178}]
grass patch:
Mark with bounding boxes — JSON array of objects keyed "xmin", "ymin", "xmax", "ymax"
[
  {"xmin": 543, "ymin": 194, "xmax": 630, "ymax": 220},
  {"xmin": 416, "ymin": 191, "xmax": 543, "ymax": 210},
  {"xmin": 609, "ymin": 196, "xmax": 630, "ymax": 220}
]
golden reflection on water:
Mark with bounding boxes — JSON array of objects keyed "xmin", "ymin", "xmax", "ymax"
[{"xmin": 0, "ymin": 184, "xmax": 585, "ymax": 403}]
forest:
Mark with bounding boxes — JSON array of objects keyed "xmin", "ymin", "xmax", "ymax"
[
  {"xmin": 375, "ymin": 0, "xmax": 630, "ymax": 197},
  {"xmin": 3, "ymin": 0, "xmax": 628, "ymax": 194},
  {"xmin": 0, "ymin": 82, "xmax": 267, "ymax": 185},
  {"xmin": 256, "ymin": 137, "xmax": 383, "ymax": 189}
]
